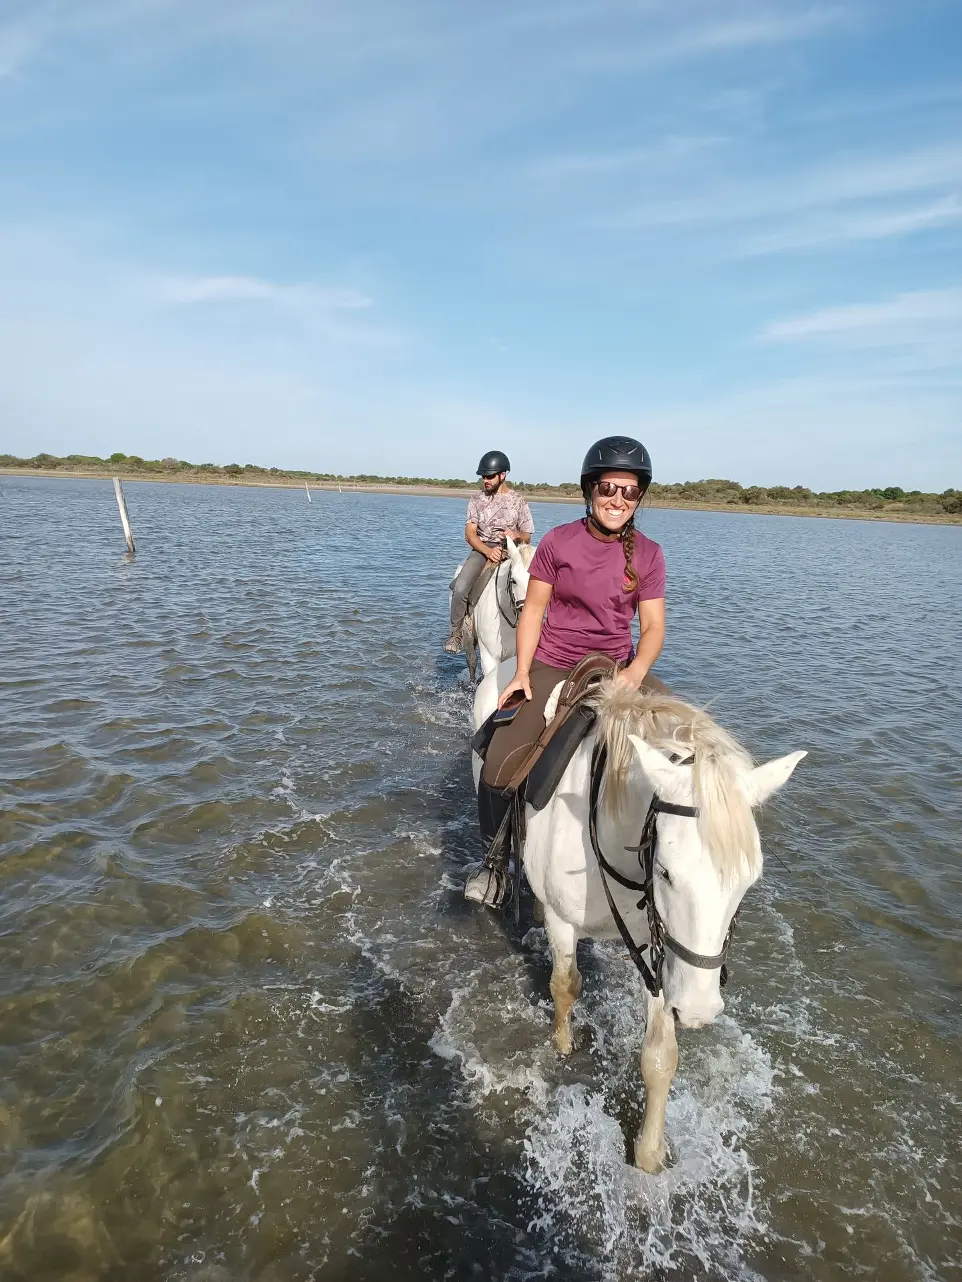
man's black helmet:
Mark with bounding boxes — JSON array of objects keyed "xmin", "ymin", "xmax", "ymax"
[
  {"xmin": 477, "ymin": 450, "xmax": 511, "ymax": 476},
  {"xmin": 580, "ymin": 436, "xmax": 652, "ymax": 499}
]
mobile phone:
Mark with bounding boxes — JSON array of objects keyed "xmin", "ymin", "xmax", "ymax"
[{"xmin": 493, "ymin": 689, "xmax": 527, "ymax": 726}]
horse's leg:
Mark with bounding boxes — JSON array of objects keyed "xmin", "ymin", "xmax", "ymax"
[
  {"xmin": 544, "ymin": 907, "xmax": 581, "ymax": 1056},
  {"xmin": 464, "ymin": 617, "xmax": 477, "ymax": 681},
  {"xmin": 635, "ymin": 992, "xmax": 678, "ymax": 1173}
]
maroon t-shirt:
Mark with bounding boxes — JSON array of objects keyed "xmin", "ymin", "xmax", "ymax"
[{"xmin": 529, "ymin": 519, "xmax": 666, "ymax": 668}]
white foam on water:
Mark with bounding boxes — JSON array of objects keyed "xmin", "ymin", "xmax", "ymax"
[
  {"xmin": 393, "ymin": 825, "xmax": 443, "ymax": 859},
  {"xmin": 430, "ymin": 981, "xmax": 554, "ymax": 1107},
  {"xmin": 431, "ymin": 925, "xmax": 783, "ymax": 1279},
  {"xmin": 271, "ymin": 772, "xmax": 295, "ymax": 801},
  {"xmin": 410, "ymin": 679, "xmax": 474, "ymax": 733},
  {"xmin": 524, "ymin": 947, "xmax": 778, "ymax": 1279}
]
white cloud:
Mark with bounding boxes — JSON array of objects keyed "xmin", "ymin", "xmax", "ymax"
[
  {"xmin": 738, "ymin": 195, "xmax": 962, "ymax": 255},
  {"xmin": 157, "ymin": 274, "xmax": 371, "ymax": 310},
  {"xmin": 603, "ymin": 143, "xmax": 962, "ymax": 230},
  {"xmin": 623, "ymin": 5, "xmax": 845, "ymax": 64},
  {"xmin": 0, "ymin": 9, "xmax": 48, "ymax": 79},
  {"xmin": 763, "ymin": 288, "xmax": 962, "ymax": 341}
]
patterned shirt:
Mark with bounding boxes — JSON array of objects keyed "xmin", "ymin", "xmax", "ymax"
[{"xmin": 466, "ymin": 488, "xmax": 535, "ymax": 546}]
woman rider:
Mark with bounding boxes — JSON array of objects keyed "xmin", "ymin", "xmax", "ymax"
[{"xmin": 464, "ymin": 436, "xmax": 667, "ymax": 907}]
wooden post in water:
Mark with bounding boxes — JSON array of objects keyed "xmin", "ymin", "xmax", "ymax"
[
  {"xmin": 112, "ymin": 477, "xmax": 136, "ymax": 553},
  {"xmin": 305, "ymin": 481, "xmax": 312, "ymax": 503}
]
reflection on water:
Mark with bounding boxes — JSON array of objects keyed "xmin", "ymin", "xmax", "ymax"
[{"xmin": 1, "ymin": 477, "xmax": 960, "ymax": 1281}]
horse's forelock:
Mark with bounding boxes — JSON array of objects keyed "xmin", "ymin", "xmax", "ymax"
[{"xmin": 596, "ymin": 680, "xmax": 760, "ymax": 885}]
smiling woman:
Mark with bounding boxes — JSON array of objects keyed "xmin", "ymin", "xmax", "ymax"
[{"xmin": 464, "ymin": 436, "xmax": 667, "ymax": 909}]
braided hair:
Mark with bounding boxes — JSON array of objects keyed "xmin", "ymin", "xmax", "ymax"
[{"xmin": 620, "ymin": 519, "xmax": 639, "ymax": 593}]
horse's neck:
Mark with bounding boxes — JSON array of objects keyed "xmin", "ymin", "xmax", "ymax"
[{"xmin": 592, "ymin": 739, "xmax": 656, "ymax": 868}]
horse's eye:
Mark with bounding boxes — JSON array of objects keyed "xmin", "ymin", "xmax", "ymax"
[{"xmin": 658, "ymin": 866, "xmax": 672, "ymax": 885}]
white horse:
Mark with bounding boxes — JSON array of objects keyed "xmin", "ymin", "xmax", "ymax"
[
  {"xmin": 473, "ymin": 667, "xmax": 805, "ymax": 1173},
  {"xmin": 456, "ymin": 538, "xmax": 536, "ymax": 680}
]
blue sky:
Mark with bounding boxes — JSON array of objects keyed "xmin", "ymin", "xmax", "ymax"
[{"xmin": 0, "ymin": 1, "xmax": 959, "ymax": 489}]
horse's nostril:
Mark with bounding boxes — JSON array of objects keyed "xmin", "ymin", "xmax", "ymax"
[{"xmin": 671, "ymin": 1007, "xmax": 681, "ymax": 1023}]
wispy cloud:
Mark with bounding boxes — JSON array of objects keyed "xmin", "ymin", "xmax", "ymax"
[
  {"xmin": 762, "ymin": 287, "xmax": 962, "ymax": 341},
  {"xmin": 739, "ymin": 195, "xmax": 962, "ymax": 255},
  {"xmin": 157, "ymin": 275, "xmax": 371, "ymax": 310},
  {"xmin": 0, "ymin": 9, "xmax": 49, "ymax": 80},
  {"xmin": 603, "ymin": 143, "xmax": 962, "ymax": 230},
  {"xmin": 529, "ymin": 134, "xmax": 730, "ymax": 181},
  {"xmin": 628, "ymin": 5, "xmax": 845, "ymax": 64}
]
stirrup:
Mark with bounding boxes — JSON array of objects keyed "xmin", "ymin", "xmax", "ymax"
[
  {"xmin": 443, "ymin": 627, "xmax": 464, "ymax": 654},
  {"xmin": 463, "ymin": 861, "xmax": 509, "ymax": 908}
]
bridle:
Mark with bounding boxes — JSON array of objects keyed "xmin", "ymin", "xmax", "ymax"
[
  {"xmin": 588, "ymin": 742, "xmax": 738, "ymax": 999},
  {"xmin": 494, "ymin": 552, "xmax": 526, "ymax": 630}
]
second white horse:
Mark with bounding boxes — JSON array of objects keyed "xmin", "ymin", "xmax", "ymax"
[{"xmin": 459, "ymin": 537, "xmax": 536, "ymax": 679}]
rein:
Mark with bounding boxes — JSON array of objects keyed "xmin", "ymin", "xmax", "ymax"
[
  {"xmin": 494, "ymin": 555, "xmax": 525, "ymax": 629},
  {"xmin": 587, "ymin": 742, "xmax": 736, "ymax": 998}
]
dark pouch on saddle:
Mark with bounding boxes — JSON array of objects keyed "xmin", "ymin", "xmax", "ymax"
[
  {"xmin": 470, "ymin": 712, "xmax": 498, "ymax": 759},
  {"xmin": 526, "ymin": 702, "xmax": 597, "ymax": 811}
]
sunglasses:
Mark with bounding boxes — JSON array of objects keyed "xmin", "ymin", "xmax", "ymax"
[
  {"xmin": 482, "ymin": 473, "xmax": 502, "ymax": 481},
  {"xmin": 593, "ymin": 479, "xmax": 642, "ymax": 502}
]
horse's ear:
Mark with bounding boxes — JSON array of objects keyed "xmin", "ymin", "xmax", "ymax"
[
  {"xmin": 505, "ymin": 535, "xmax": 518, "ymax": 555},
  {"xmin": 628, "ymin": 735, "xmax": 690, "ymax": 801},
  {"xmin": 741, "ymin": 751, "xmax": 807, "ymax": 807}
]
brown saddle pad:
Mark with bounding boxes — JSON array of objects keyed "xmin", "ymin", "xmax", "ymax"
[
  {"xmin": 501, "ymin": 653, "xmax": 618, "ymax": 794},
  {"xmin": 465, "ymin": 559, "xmax": 498, "ymax": 613}
]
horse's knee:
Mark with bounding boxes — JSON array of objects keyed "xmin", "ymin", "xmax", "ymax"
[{"xmin": 641, "ymin": 1009, "xmax": 678, "ymax": 1085}]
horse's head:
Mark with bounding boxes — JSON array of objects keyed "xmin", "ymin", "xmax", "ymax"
[
  {"xmin": 504, "ymin": 537, "xmax": 536, "ymax": 606},
  {"xmin": 628, "ymin": 735, "xmax": 805, "ymax": 1028}
]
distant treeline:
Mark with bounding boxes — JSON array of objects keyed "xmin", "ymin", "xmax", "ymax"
[{"xmin": 3, "ymin": 452, "xmax": 960, "ymax": 515}]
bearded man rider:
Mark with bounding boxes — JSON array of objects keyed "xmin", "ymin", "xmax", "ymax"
[{"xmin": 444, "ymin": 450, "xmax": 535, "ymax": 654}]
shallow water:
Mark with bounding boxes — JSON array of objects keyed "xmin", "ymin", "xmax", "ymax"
[{"xmin": 1, "ymin": 476, "xmax": 960, "ymax": 1281}]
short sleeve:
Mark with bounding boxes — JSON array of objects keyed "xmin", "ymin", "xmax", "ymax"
[
  {"xmin": 528, "ymin": 529, "xmax": 558, "ymax": 584},
  {"xmin": 466, "ymin": 494, "xmax": 480, "ymax": 524},
  {"xmin": 518, "ymin": 500, "xmax": 535, "ymax": 535},
  {"xmin": 637, "ymin": 543, "xmax": 666, "ymax": 601}
]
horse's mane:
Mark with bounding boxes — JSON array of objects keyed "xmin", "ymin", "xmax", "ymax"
[
  {"xmin": 596, "ymin": 680, "xmax": 760, "ymax": 886},
  {"xmin": 514, "ymin": 542, "xmax": 537, "ymax": 568}
]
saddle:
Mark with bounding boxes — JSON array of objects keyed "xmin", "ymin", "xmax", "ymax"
[
  {"xmin": 469, "ymin": 653, "xmax": 618, "ymax": 920},
  {"xmin": 471, "ymin": 653, "xmax": 618, "ymax": 810}
]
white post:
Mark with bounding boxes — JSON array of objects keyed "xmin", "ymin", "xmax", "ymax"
[
  {"xmin": 112, "ymin": 477, "xmax": 135, "ymax": 553},
  {"xmin": 305, "ymin": 481, "xmax": 312, "ymax": 502}
]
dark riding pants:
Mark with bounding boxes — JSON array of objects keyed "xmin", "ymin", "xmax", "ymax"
[{"xmin": 481, "ymin": 660, "xmax": 672, "ymax": 791}]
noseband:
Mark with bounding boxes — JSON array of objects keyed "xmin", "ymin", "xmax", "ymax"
[{"xmin": 588, "ymin": 742, "xmax": 737, "ymax": 998}]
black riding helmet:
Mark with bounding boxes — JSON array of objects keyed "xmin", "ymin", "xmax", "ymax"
[
  {"xmin": 477, "ymin": 449, "xmax": 510, "ymax": 476},
  {"xmin": 580, "ymin": 436, "xmax": 652, "ymax": 501}
]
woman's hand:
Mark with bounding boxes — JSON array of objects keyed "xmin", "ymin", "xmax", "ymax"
[
  {"xmin": 497, "ymin": 671, "xmax": 532, "ymax": 708},
  {"xmin": 615, "ymin": 666, "xmax": 645, "ymax": 690}
]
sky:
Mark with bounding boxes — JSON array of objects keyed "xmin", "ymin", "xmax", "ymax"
[{"xmin": 0, "ymin": 0, "xmax": 959, "ymax": 490}]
